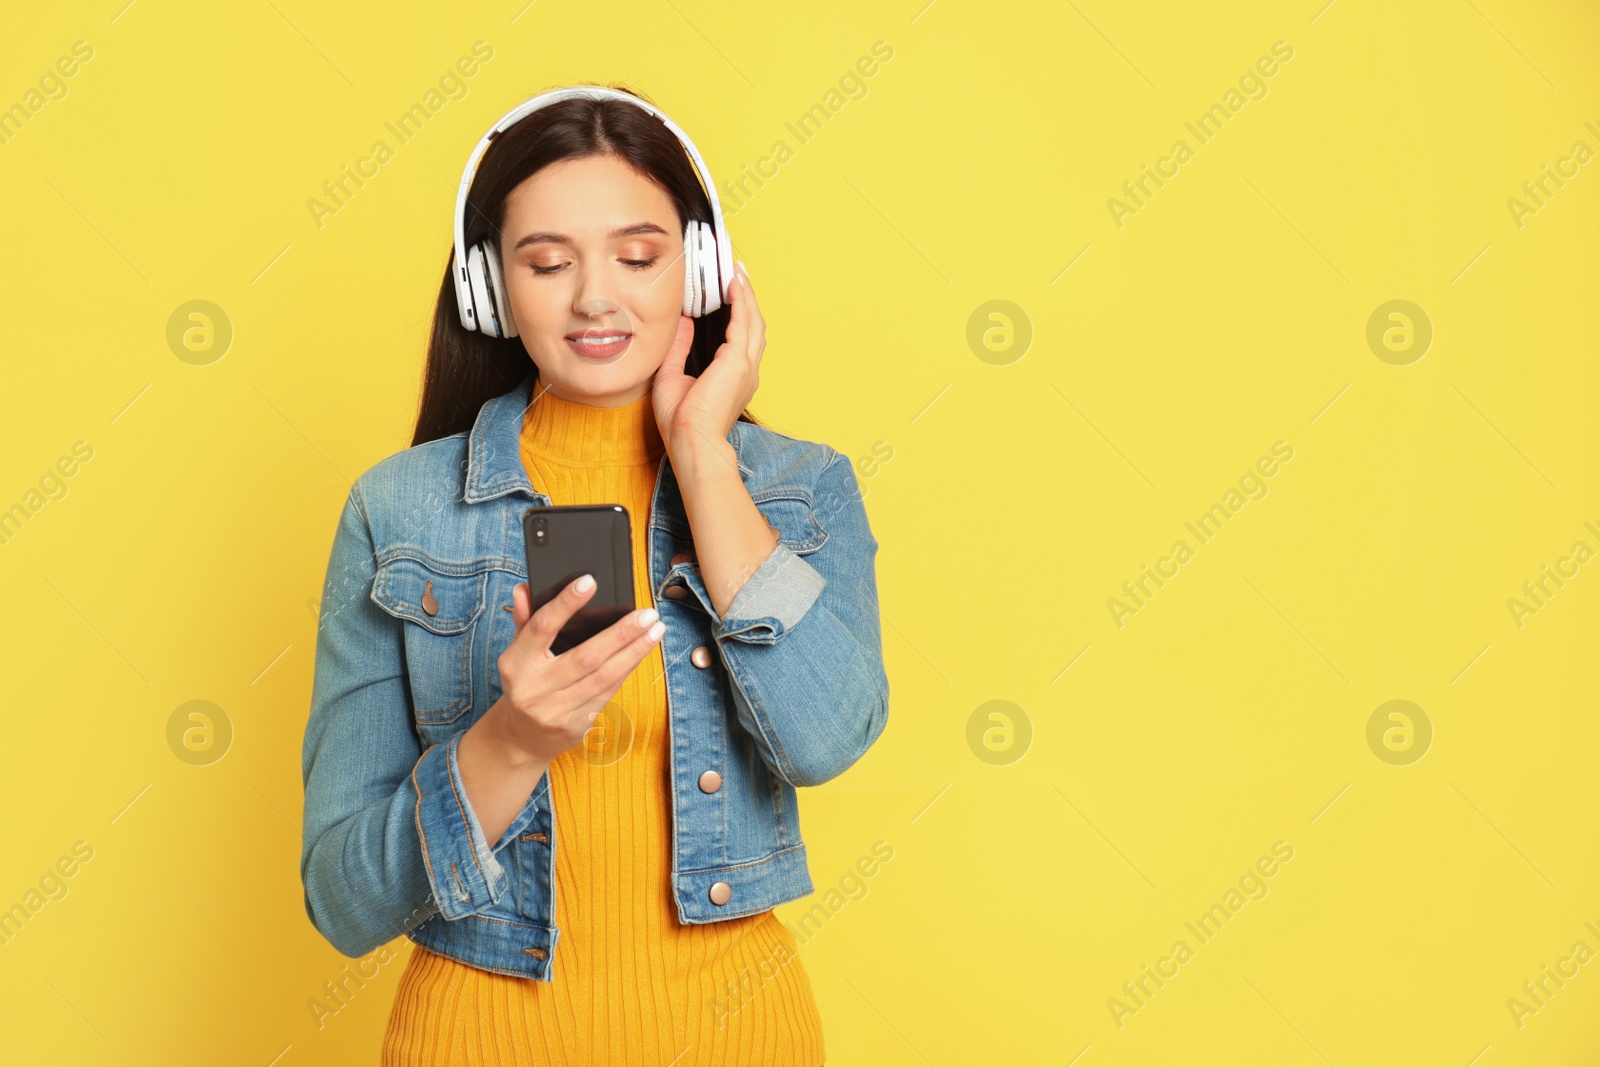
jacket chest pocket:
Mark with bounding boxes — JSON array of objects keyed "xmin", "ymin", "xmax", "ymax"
[{"xmin": 371, "ymin": 556, "xmax": 488, "ymax": 725}]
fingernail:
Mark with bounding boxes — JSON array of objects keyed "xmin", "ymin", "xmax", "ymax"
[
  {"xmin": 647, "ymin": 621, "xmax": 665, "ymax": 640},
  {"xmin": 575, "ymin": 574, "xmax": 595, "ymax": 593},
  {"xmin": 637, "ymin": 608, "xmax": 659, "ymax": 628},
  {"xmin": 737, "ymin": 260, "xmax": 747, "ymax": 278}
]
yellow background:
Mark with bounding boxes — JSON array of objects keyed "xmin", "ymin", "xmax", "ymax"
[{"xmin": 2, "ymin": 0, "xmax": 1597, "ymax": 1063}]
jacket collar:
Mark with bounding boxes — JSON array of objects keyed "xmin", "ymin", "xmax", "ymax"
[{"xmin": 463, "ymin": 374, "xmax": 748, "ymax": 504}]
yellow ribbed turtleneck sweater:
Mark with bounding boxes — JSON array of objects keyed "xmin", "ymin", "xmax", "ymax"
[{"xmin": 382, "ymin": 384, "xmax": 825, "ymax": 1066}]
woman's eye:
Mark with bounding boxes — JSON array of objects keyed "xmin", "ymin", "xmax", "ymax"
[{"xmin": 529, "ymin": 257, "xmax": 658, "ymax": 276}]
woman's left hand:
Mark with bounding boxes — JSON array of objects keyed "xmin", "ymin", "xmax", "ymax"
[{"xmin": 652, "ymin": 260, "xmax": 763, "ymax": 456}]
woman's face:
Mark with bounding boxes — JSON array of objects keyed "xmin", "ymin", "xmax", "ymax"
[{"xmin": 497, "ymin": 153, "xmax": 686, "ymax": 406}]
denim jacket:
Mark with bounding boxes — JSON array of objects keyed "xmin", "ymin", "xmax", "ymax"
[{"xmin": 299, "ymin": 375, "xmax": 889, "ymax": 981}]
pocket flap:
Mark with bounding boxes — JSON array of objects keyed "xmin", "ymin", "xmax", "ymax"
[
  {"xmin": 371, "ymin": 556, "xmax": 487, "ymax": 635},
  {"xmin": 752, "ymin": 493, "xmax": 828, "ymax": 555}
]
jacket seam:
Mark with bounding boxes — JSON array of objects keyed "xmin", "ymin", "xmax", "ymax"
[
  {"xmin": 677, "ymin": 840, "xmax": 807, "ymax": 876},
  {"xmin": 406, "ymin": 937, "xmax": 542, "ymax": 979},
  {"xmin": 771, "ymin": 763, "xmax": 786, "ymax": 844},
  {"xmin": 350, "ymin": 480, "xmax": 373, "ymax": 531},
  {"xmin": 716, "ymin": 640, "xmax": 802, "ymax": 785},
  {"xmin": 460, "ymin": 912, "xmax": 557, "ymax": 932},
  {"xmin": 374, "ymin": 547, "xmax": 525, "ymax": 576},
  {"xmin": 445, "ymin": 732, "xmax": 490, "ymax": 889},
  {"xmin": 410, "ymin": 752, "xmax": 443, "ymax": 910}
]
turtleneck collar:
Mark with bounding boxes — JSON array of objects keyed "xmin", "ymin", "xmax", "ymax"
[{"xmin": 519, "ymin": 382, "xmax": 665, "ymax": 466}]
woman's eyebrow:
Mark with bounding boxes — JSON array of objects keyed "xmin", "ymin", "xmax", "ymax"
[{"xmin": 513, "ymin": 222, "xmax": 670, "ymax": 250}]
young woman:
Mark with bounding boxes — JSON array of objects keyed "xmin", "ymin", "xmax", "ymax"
[{"xmin": 299, "ymin": 84, "xmax": 890, "ymax": 1066}]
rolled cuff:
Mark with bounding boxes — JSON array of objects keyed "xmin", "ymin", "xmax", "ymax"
[
  {"xmin": 713, "ymin": 541, "xmax": 827, "ymax": 644},
  {"xmin": 411, "ymin": 731, "xmax": 510, "ymax": 921}
]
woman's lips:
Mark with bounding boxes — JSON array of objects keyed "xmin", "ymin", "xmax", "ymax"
[{"xmin": 564, "ymin": 330, "xmax": 633, "ymax": 359}]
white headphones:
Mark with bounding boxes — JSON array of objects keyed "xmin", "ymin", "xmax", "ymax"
[{"xmin": 452, "ymin": 86, "xmax": 734, "ymax": 339}]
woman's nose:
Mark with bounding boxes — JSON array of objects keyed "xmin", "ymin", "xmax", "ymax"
[{"xmin": 574, "ymin": 286, "xmax": 619, "ymax": 317}]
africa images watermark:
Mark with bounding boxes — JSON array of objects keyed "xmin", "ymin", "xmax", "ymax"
[
  {"xmin": 1106, "ymin": 40, "xmax": 1296, "ymax": 229},
  {"xmin": 306, "ymin": 893, "xmax": 439, "ymax": 1030},
  {"xmin": 1, "ymin": 440, "xmax": 96, "ymax": 550},
  {"xmin": 1108, "ymin": 840, "xmax": 1296, "ymax": 1029},
  {"xmin": 704, "ymin": 840, "xmax": 895, "ymax": 1030},
  {"xmin": 1505, "ymin": 120, "xmax": 1600, "ymax": 230},
  {"xmin": 1107, "ymin": 440, "xmax": 1295, "ymax": 629},
  {"xmin": 0, "ymin": 840, "xmax": 96, "ymax": 949},
  {"xmin": 718, "ymin": 40, "xmax": 895, "ymax": 219},
  {"xmin": 0, "ymin": 39, "xmax": 95, "ymax": 148},
  {"xmin": 1505, "ymin": 519, "xmax": 1600, "ymax": 630},
  {"xmin": 1505, "ymin": 918, "xmax": 1600, "ymax": 1031},
  {"xmin": 306, "ymin": 40, "xmax": 496, "ymax": 230}
]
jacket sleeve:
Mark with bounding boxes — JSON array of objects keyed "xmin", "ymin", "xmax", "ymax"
[
  {"xmin": 299, "ymin": 483, "xmax": 540, "ymax": 958},
  {"xmin": 708, "ymin": 447, "xmax": 890, "ymax": 787}
]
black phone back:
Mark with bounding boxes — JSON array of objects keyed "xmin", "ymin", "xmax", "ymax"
[{"xmin": 521, "ymin": 504, "xmax": 635, "ymax": 655}]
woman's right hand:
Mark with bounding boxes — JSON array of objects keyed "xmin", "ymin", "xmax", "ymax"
[{"xmin": 491, "ymin": 574, "xmax": 665, "ymax": 768}]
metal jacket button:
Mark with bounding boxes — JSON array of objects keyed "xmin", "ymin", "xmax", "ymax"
[
  {"xmin": 698, "ymin": 770, "xmax": 722, "ymax": 793},
  {"xmin": 709, "ymin": 881, "xmax": 732, "ymax": 905},
  {"xmin": 690, "ymin": 645, "xmax": 712, "ymax": 668},
  {"xmin": 670, "ymin": 552, "xmax": 692, "ymax": 567},
  {"xmin": 421, "ymin": 579, "xmax": 439, "ymax": 617},
  {"xmin": 664, "ymin": 585, "xmax": 688, "ymax": 600}
]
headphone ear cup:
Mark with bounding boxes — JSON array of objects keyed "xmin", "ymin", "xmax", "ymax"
[
  {"xmin": 694, "ymin": 221, "xmax": 723, "ymax": 316},
  {"xmin": 682, "ymin": 219, "xmax": 701, "ymax": 317},
  {"xmin": 481, "ymin": 240, "xmax": 517, "ymax": 338},
  {"xmin": 465, "ymin": 242, "xmax": 500, "ymax": 337}
]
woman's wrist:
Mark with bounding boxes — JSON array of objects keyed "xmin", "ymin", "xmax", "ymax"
[
  {"xmin": 456, "ymin": 698, "xmax": 549, "ymax": 849},
  {"xmin": 665, "ymin": 429, "xmax": 737, "ymax": 488},
  {"xmin": 471, "ymin": 697, "xmax": 549, "ymax": 774}
]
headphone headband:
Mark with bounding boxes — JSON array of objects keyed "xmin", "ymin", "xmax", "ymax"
[{"xmin": 451, "ymin": 86, "xmax": 733, "ymax": 333}]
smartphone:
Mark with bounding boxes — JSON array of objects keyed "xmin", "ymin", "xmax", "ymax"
[{"xmin": 521, "ymin": 504, "xmax": 636, "ymax": 655}]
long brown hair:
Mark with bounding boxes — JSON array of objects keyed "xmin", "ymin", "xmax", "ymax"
[{"xmin": 411, "ymin": 83, "xmax": 759, "ymax": 446}]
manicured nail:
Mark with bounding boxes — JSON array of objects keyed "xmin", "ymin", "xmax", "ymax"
[
  {"xmin": 637, "ymin": 608, "xmax": 659, "ymax": 628},
  {"xmin": 574, "ymin": 574, "xmax": 595, "ymax": 593},
  {"xmin": 647, "ymin": 621, "xmax": 665, "ymax": 641},
  {"xmin": 737, "ymin": 260, "xmax": 747, "ymax": 279}
]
